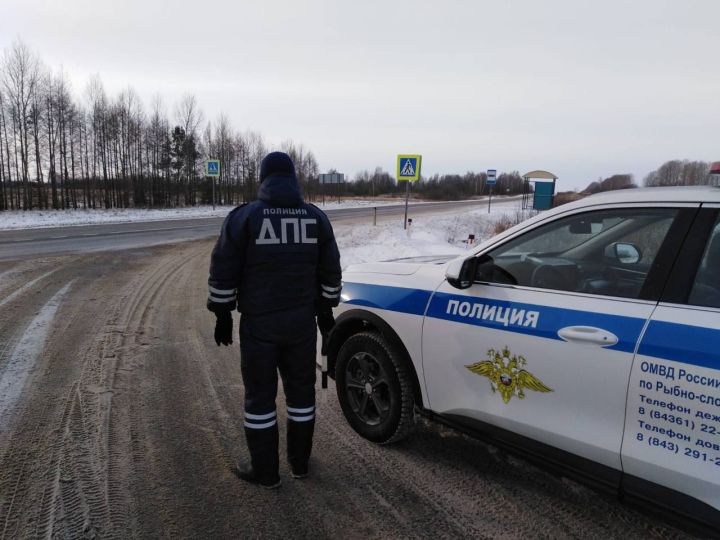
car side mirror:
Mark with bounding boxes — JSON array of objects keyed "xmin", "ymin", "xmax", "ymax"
[
  {"xmin": 473, "ymin": 254, "xmax": 496, "ymax": 282},
  {"xmin": 446, "ymin": 257, "xmax": 478, "ymax": 289},
  {"xmin": 607, "ymin": 242, "xmax": 641, "ymax": 264}
]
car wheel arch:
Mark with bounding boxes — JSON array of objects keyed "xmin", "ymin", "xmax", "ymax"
[{"xmin": 327, "ymin": 309, "xmax": 424, "ymax": 409}]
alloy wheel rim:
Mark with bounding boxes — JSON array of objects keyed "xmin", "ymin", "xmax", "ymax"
[{"xmin": 344, "ymin": 351, "xmax": 392, "ymax": 426}]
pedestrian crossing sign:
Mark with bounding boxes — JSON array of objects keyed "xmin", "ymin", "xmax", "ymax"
[
  {"xmin": 206, "ymin": 160, "xmax": 220, "ymax": 177},
  {"xmin": 397, "ymin": 154, "xmax": 422, "ymax": 181}
]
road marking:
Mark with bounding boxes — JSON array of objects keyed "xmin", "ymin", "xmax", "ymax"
[{"xmin": 0, "ymin": 281, "xmax": 73, "ymax": 435}]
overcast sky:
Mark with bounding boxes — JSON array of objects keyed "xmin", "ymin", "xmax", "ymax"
[{"xmin": 2, "ymin": 0, "xmax": 719, "ymax": 190}]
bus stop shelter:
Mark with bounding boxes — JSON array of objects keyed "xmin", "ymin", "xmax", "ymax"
[{"xmin": 522, "ymin": 170, "xmax": 558, "ymax": 210}]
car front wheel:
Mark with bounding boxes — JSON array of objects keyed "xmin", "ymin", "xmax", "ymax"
[{"xmin": 335, "ymin": 331, "xmax": 414, "ymax": 444}]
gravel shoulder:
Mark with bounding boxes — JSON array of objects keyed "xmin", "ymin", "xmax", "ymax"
[{"xmin": 0, "ymin": 241, "xmax": 696, "ymax": 539}]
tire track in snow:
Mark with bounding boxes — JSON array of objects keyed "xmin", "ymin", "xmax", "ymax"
[
  {"xmin": 0, "ymin": 269, "xmax": 57, "ymax": 309},
  {"xmin": 0, "ymin": 280, "xmax": 73, "ymax": 437}
]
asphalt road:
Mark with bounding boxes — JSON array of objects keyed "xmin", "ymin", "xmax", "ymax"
[
  {"xmin": 0, "ymin": 242, "xmax": 694, "ymax": 539},
  {"xmin": 0, "ymin": 199, "xmax": 512, "ymax": 261}
]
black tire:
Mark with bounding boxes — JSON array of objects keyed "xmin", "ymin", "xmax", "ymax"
[{"xmin": 335, "ymin": 331, "xmax": 414, "ymax": 444}]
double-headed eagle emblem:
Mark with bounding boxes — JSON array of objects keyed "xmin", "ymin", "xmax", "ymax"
[{"xmin": 466, "ymin": 347, "xmax": 553, "ymax": 404}]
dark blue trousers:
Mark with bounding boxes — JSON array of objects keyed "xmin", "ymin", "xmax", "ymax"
[{"xmin": 240, "ymin": 306, "xmax": 317, "ymax": 479}]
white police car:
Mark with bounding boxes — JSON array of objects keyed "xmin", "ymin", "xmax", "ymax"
[{"xmin": 326, "ymin": 186, "xmax": 720, "ymax": 532}]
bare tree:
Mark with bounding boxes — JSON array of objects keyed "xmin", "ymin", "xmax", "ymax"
[
  {"xmin": 2, "ymin": 41, "xmax": 40, "ymax": 209},
  {"xmin": 174, "ymin": 94, "xmax": 203, "ymax": 205},
  {"xmin": 0, "ymin": 88, "xmax": 9, "ymax": 210},
  {"xmin": 86, "ymin": 75, "xmax": 113, "ymax": 208}
]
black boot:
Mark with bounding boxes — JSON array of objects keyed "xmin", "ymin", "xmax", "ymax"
[
  {"xmin": 242, "ymin": 424, "xmax": 280, "ymax": 488},
  {"xmin": 287, "ymin": 419, "xmax": 315, "ymax": 478},
  {"xmin": 235, "ymin": 462, "xmax": 281, "ymax": 489}
]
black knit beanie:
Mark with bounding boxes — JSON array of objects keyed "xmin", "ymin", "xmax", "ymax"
[{"xmin": 260, "ymin": 152, "xmax": 296, "ymax": 182}]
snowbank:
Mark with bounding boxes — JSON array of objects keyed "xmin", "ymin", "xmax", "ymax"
[
  {"xmin": 336, "ymin": 201, "xmax": 530, "ymax": 266},
  {"xmin": 0, "ymin": 199, "xmax": 408, "ymax": 231}
]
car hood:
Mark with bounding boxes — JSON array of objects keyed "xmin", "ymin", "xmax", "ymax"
[{"xmin": 343, "ymin": 254, "xmax": 459, "ymax": 276}]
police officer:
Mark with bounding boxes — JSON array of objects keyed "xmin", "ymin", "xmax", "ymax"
[{"xmin": 207, "ymin": 151, "xmax": 341, "ymax": 488}]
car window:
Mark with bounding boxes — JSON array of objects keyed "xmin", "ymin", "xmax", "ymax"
[
  {"xmin": 476, "ymin": 208, "xmax": 678, "ymax": 299},
  {"xmin": 688, "ymin": 219, "xmax": 720, "ymax": 308}
]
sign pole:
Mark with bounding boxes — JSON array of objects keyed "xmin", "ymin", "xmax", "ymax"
[
  {"xmin": 486, "ymin": 168, "xmax": 497, "ymax": 214},
  {"xmin": 397, "ymin": 154, "xmax": 421, "ymax": 230},
  {"xmin": 206, "ymin": 159, "xmax": 220, "ymax": 210},
  {"xmin": 403, "ymin": 180, "xmax": 410, "ymax": 229}
]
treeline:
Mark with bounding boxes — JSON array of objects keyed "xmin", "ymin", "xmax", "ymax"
[
  {"xmin": 0, "ymin": 41, "xmax": 320, "ymax": 211},
  {"xmin": 644, "ymin": 160, "xmax": 713, "ymax": 187},
  {"xmin": 578, "ymin": 160, "xmax": 716, "ymax": 196},
  {"xmin": 584, "ymin": 174, "xmax": 636, "ymax": 194},
  {"xmin": 1, "ymin": 41, "xmax": 539, "ymax": 212},
  {"xmin": 345, "ymin": 169, "xmax": 526, "ymax": 200},
  {"xmin": 413, "ymin": 171, "xmax": 526, "ymax": 199}
]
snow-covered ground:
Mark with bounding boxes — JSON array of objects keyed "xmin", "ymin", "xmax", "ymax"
[
  {"xmin": 336, "ymin": 200, "xmax": 532, "ymax": 267},
  {"xmin": 0, "ymin": 199, "xmax": 413, "ymax": 230}
]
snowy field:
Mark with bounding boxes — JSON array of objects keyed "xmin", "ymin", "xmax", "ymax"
[
  {"xmin": 335, "ymin": 200, "xmax": 531, "ymax": 267},
  {"xmin": 0, "ymin": 199, "xmax": 418, "ymax": 231}
]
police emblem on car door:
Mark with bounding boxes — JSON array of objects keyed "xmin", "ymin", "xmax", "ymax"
[{"xmin": 466, "ymin": 347, "xmax": 552, "ymax": 404}]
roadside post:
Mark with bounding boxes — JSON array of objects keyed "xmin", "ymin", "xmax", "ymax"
[
  {"xmin": 486, "ymin": 168, "xmax": 497, "ymax": 213},
  {"xmin": 373, "ymin": 207, "xmax": 377, "ymax": 226},
  {"xmin": 397, "ymin": 154, "xmax": 422, "ymax": 229},
  {"xmin": 206, "ymin": 159, "xmax": 221, "ymax": 210}
]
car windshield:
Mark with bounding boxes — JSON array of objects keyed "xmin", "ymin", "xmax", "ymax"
[{"xmin": 501, "ymin": 212, "xmax": 663, "ymax": 260}]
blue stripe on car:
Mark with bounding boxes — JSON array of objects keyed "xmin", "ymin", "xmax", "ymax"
[
  {"xmin": 341, "ymin": 282, "xmax": 720, "ymax": 371},
  {"xmin": 426, "ymin": 291, "xmax": 644, "ymax": 354},
  {"xmin": 342, "ymin": 282, "xmax": 432, "ymax": 316},
  {"xmin": 638, "ymin": 320, "xmax": 720, "ymax": 371}
]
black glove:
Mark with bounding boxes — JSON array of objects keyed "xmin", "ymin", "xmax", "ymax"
[
  {"xmin": 214, "ymin": 311, "xmax": 233, "ymax": 346},
  {"xmin": 317, "ymin": 311, "xmax": 335, "ymax": 336}
]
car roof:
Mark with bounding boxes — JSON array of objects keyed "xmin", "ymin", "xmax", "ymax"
[
  {"xmin": 567, "ymin": 186, "xmax": 720, "ymax": 207},
  {"xmin": 469, "ymin": 186, "xmax": 720, "ymax": 256}
]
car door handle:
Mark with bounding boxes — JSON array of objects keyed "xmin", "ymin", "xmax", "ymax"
[{"xmin": 557, "ymin": 326, "xmax": 619, "ymax": 347}]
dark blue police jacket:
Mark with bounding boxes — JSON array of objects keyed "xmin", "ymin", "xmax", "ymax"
[{"xmin": 207, "ymin": 172, "xmax": 342, "ymax": 317}]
